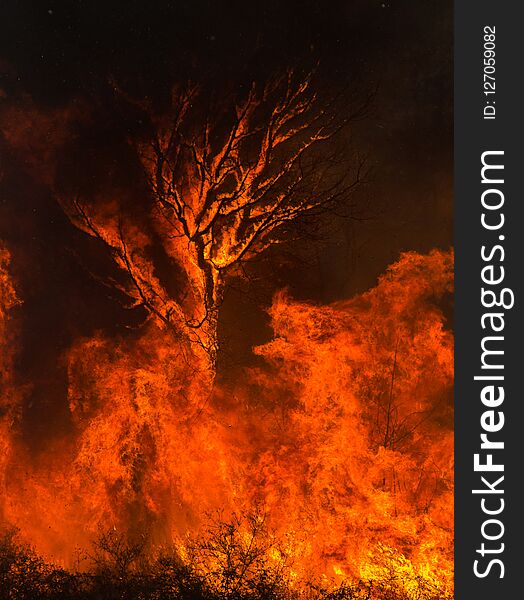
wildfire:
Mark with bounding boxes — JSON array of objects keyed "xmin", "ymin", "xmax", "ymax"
[
  {"xmin": 0, "ymin": 70, "xmax": 453, "ymax": 597},
  {"xmin": 0, "ymin": 244, "xmax": 453, "ymax": 596}
]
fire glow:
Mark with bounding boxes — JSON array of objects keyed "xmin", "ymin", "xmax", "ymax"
[
  {"xmin": 0, "ymin": 74, "xmax": 453, "ymax": 598},
  {"xmin": 0, "ymin": 245, "xmax": 453, "ymax": 596}
]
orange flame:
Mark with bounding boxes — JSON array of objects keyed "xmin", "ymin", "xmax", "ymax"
[{"xmin": 0, "ymin": 247, "xmax": 453, "ymax": 594}]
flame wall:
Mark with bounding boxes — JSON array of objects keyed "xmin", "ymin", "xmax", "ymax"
[{"xmin": 0, "ymin": 246, "xmax": 453, "ymax": 592}]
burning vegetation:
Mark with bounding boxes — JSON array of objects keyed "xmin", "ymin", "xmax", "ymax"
[
  {"xmin": 0, "ymin": 241, "xmax": 453, "ymax": 598},
  {"xmin": 56, "ymin": 72, "xmax": 367, "ymax": 368},
  {"xmin": 0, "ymin": 70, "xmax": 453, "ymax": 599}
]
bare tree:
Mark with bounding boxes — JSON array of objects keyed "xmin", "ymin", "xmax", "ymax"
[
  {"xmin": 89, "ymin": 528, "xmax": 147, "ymax": 581},
  {"xmin": 187, "ymin": 509, "xmax": 291, "ymax": 599},
  {"xmin": 64, "ymin": 71, "xmax": 366, "ymax": 367}
]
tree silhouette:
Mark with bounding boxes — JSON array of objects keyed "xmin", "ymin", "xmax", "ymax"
[{"xmin": 64, "ymin": 71, "xmax": 367, "ymax": 366}]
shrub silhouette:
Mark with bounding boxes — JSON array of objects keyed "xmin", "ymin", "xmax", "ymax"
[{"xmin": 0, "ymin": 524, "xmax": 451, "ymax": 600}]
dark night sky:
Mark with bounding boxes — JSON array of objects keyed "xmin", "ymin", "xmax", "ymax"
[{"xmin": 0, "ymin": 0, "xmax": 452, "ymax": 424}]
